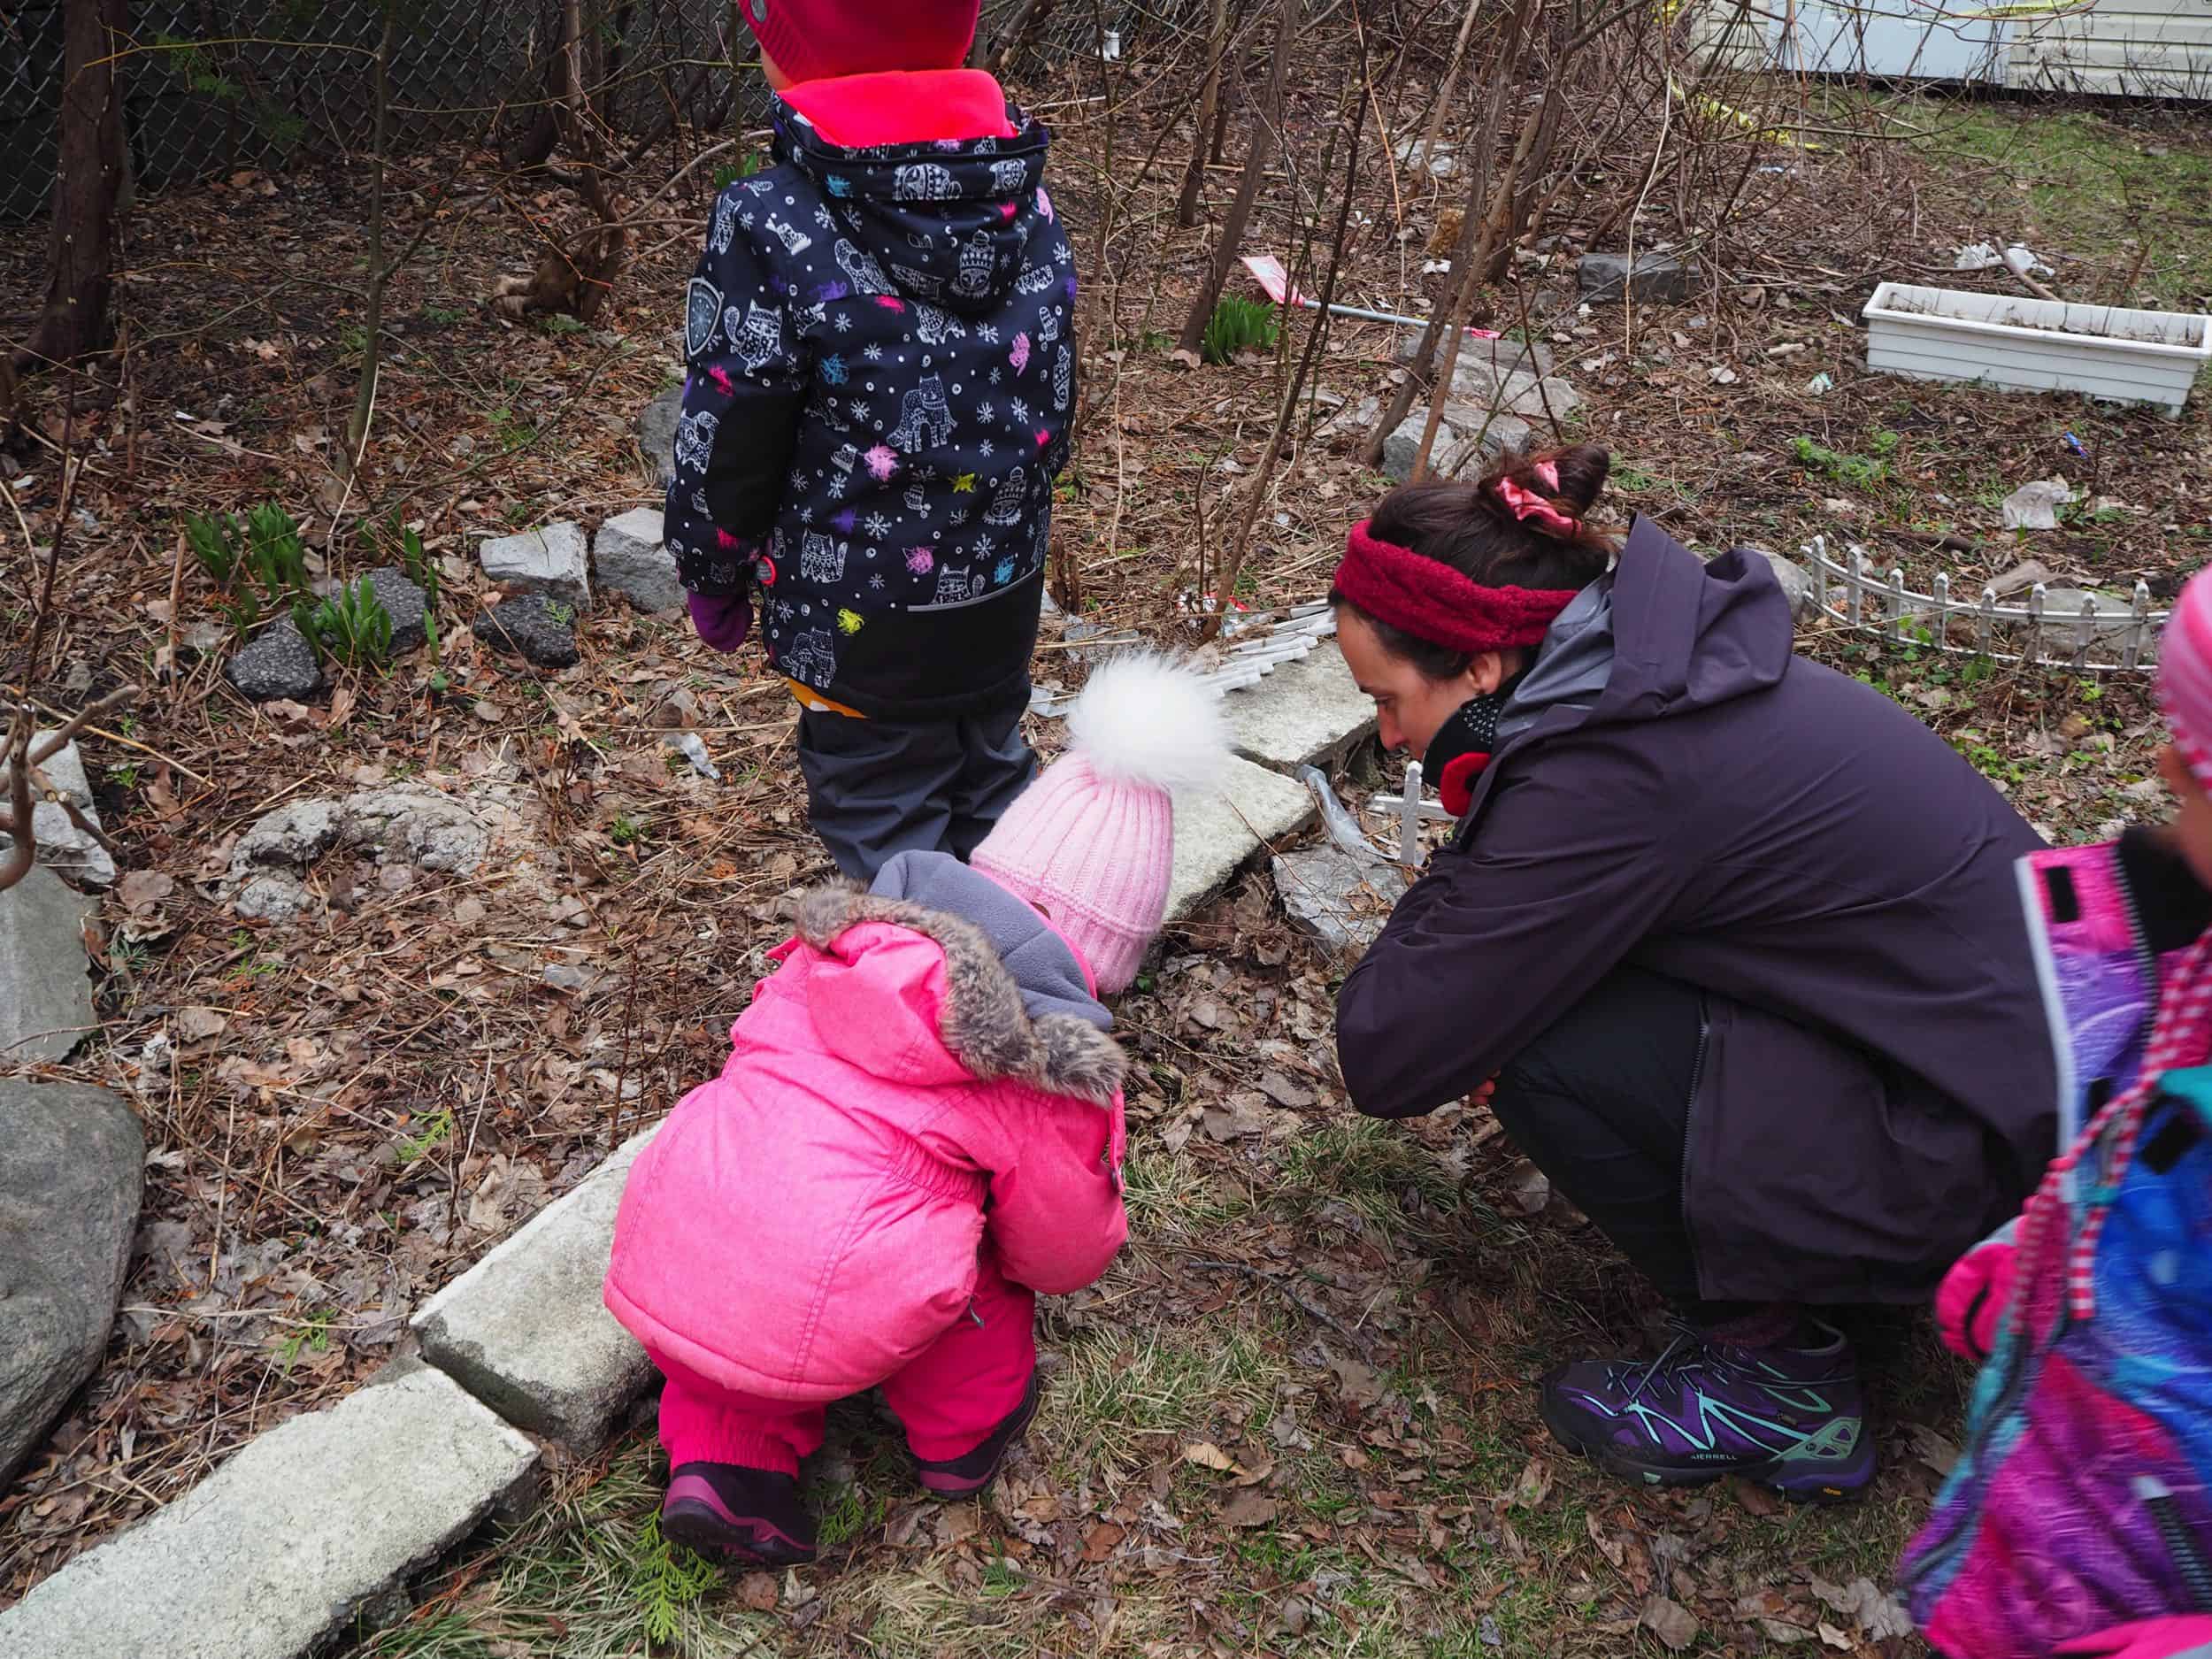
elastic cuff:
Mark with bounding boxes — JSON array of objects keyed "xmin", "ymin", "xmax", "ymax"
[{"xmin": 664, "ymin": 1418, "xmax": 803, "ymax": 1476}]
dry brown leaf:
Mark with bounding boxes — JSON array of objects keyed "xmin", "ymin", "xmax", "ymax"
[
  {"xmin": 119, "ymin": 871, "xmax": 174, "ymax": 911},
  {"xmin": 937, "ymin": 1502, "xmax": 982, "ymax": 1543},
  {"xmin": 1586, "ymin": 1509, "xmax": 1625, "ymax": 1568},
  {"xmin": 1732, "ymin": 1475, "xmax": 1783, "ymax": 1517},
  {"xmin": 1219, "ymin": 1489, "xmax": 1278, "ymax": 1528},
  {"xmin": 737, "ymin": 1571, "xmax": 779, "ymax": 1611},
  {"xmin": 1508, "ymin": 1159, "xmax": 1552, "ymax": 1215},
  {"xmin": 1080, "ymin": 1520, "xmax": 1125, "ymax": 1562},
  {"xmin": 1330, "ymin": 1356, "xmax": 1383, "ymax": 1409},
  {"xmin": 1231, "ymin": 1449, "xmax": 1276, "ymax": 1487},
  {"xmin": 176, "ymin": 1006, "xmax": 228, "ymax": 1042},
  {"xmin": 1907, "ymin": 1422, "xmax": 1960, "ymax": 1478},
  {"xmin": 1640, "ymin": 1595, "xmax": 1700, "ymax": 1653},
  {"xmin": 1514, "ymin": 1455, "xmax": 1552, "ymax": 1509},
  {"xmin": 1183, "ymin": 1441, "xmax": 1241, "ymax": 1475}
]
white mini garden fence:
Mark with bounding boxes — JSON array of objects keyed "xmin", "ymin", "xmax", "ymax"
[{"xmin": 1801, "ymin": 535, "xmax": 2170, "ymax": 673}]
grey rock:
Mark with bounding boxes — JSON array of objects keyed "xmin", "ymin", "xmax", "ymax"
[
  {"xmin": 226, "ymin": 788, "xmax": 488, "ymax": 924},
  {"xmin": 1395, "ymin": 330, "xmax": 1555, "ymax": 387},
  {"xmin": 1381, "ymin": 414, "xmax": 1455, "ymax": 483},
  {"xmin": 1273, "ymin": 845, "xmax": 1408, "ymax": 963},
  {"xmin": 1747, "ymin": 547, "xmax": 1817, "ymax": 623},
  {"xmin": 2038, "ymin": 587, "xmax": 2146, "ymax": 642},
  {"xmin": 638, "ymin": 386, "xmax": 684, "ymax": 488},
  {"xmin": 0, "ymin": 1081, "xmax": 142, "ymax": 1488},
  {"xmin": 1165, "ymin": 755, "xmax": 1317, "ymax": 925},
  {"xmin": 479, "ymin": 523, "xmax": 591, "ymax": 609},
  {"xmin": 1318, "ymin": 395, "xmax": 1382, "ymax": 444},
  {"xmin": 1988, "ymin": 558, "xmax": 2056, "ymax": 599},
  {"xmin": 413, "ymin": 1130, "xmax": 660, "ymax": 1452},
  {"xmin": 592, "ymin": 508, "xmax": 685, "ymax": 614},
  {"xmin": 0, "ymin": 1364, "xmax": 539, "ymax": 1659},
  {"xmin": 235, "ymin": 798, "xmax": 343, "ymax": 870},
  {"xmin": 1393, "ymin": 136, "xmax": 1457, "ymax": 180},
  {"xmin": 1494, "ymin": 370, "xmax": 1582, "ymax": 421},
  {"xmin": 1578, "ymin": 250, "xmax": 1693, "ymax": 304},
  {"xmin": 1437, "ymin": 414, "xmax": 1534, "ymax": 478},
  {"xmin": 0, "ymin": 864, "xmax": 96, "ymax": 1063},
  {"xmin": 341, "ymin": 787, "xmax": 491, "ymax": 872},
  {"xmin": 475, "ymin": 595, "xmax": 580, "ymax": 670},
  {"xmin": 1219, "ymin": 647, "xmax": 1377, "ymax": 772},
  {"xmin": 2001, "ymin": 477, "xmax": 2075, "ymax": 532},
  {"xmin": 224, "ymin": 619, "xmax": 323, "ymax": 703},
  {"xmin": 362, "ymin": 567, "xmax": 430, "ymax": 655},
  {"xmin": 0, "ymin": 734, "xmax": 114, "ymax": 888}
]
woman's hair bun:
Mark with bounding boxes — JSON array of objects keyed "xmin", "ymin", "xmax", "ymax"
[
  {"xmin": 1483, "ymin": 444, "xmax": 1611, "ymax": 524},
  {"xmin": 1544, "ymin": 445, "xmax": 1611, "ymax": 516}
]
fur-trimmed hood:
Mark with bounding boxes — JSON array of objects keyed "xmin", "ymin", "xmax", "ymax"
[{"xmin": 794, "ymin": 879, "xmax": 1125, "ymax": 1108}]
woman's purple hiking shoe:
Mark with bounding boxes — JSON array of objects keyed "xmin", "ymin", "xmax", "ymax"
[
  {"xmin": 912, "ymin": 1374, "xmax": 1041, "ymax": 1497},
  {"xmin": 660, "ymin": 1463, "xmax": 818, "ymax": 1566},
  {"xmin": 1540, "ymin": 1318, "xmax": 1874, "ymax": 1502}
]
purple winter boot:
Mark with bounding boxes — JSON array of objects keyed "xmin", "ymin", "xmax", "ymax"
[
  {"xmin": 1540, "ymin": 1317, "xmax": 1873, "ymax": 1502},
  {"xmin": 911, "ymin": 1374, "xmax": 1041, "ymax": 1498},
  {"xmin": 660, "ymin": 1462, "xmax": 818, "ymax": 1566}
]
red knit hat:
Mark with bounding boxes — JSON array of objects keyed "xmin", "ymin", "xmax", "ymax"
[{"xmin": 738, "ymin": 0, "xmax": 980, "ymax": 85}]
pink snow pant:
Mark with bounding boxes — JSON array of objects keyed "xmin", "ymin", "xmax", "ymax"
[{"xmin": 650, "ymin": 1251, "xmax": 1036, "ymax": 1476}]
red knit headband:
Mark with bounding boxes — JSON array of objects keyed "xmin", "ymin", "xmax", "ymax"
[{"xmin": 1331, "ymin": 519, "xmax": 1578, "ymax": 656}]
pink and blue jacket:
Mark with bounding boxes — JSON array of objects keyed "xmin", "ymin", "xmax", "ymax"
[
  {"xmin": 1903, "ymin": 833, "xmax": 2212, "ymax": 1656},
  {"xmin": 603, "ymin": 853, "xmax": 1128, "ymax": 1402}
]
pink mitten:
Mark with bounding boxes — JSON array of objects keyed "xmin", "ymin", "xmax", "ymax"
[
  {"xmin": 687, "ymin": 592, "xmax": 750, "ymax": 654},
  {"xmin": 1935, "ymin": 1218, "xmax": 2018, "ymax": 1363},
  {"xmin": 2055, "ymin": 1617, "xmax": 2212, "ymax": 1658}
]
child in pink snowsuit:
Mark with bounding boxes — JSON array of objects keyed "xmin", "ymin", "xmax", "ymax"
[{"xmin": 604, "ymin": 656, "xmax": 1224, "ymax": 1564}]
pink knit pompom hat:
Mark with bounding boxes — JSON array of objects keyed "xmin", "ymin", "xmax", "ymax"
[
  {"xmin": 972, "ymin": 654, "xmax": 1228, "ymax": 994},
  {"xmin": 2161, "ymin": 565, "xmax": 2212, "ymax": 793},
  {"xmin": 737, "ymin": 0, "xmax": 979, "ymax": 86}
]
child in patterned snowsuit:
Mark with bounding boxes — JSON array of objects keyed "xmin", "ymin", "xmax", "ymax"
[
  {"xmin": 604, "ymin": 656, "xmax": 1225, "ymax": 1565},
  {"xmin": 1901, "ymin": 566, "xmax": 2212, "ymax": 1659},
  {"xmin": 662, "ymin": 0, "xmax": 1077, "ymax": 879}
]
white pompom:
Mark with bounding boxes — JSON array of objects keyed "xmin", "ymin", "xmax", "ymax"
[{"xmin": 1064, "ymin": 652, "xmax": 1228, "ymax": 795}]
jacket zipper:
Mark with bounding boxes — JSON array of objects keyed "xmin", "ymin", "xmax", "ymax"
[
  {"xmin": 1677, "ymin": 996, "xmax": 1711, "ymax": 1296},
  {"xmin": 2118, "ymin": 863, "xmax": 2162, "ymax": 1009},
  {"xmin": 1901, "ymin": 1305, "xmax": 2071, "ymax": 1594}
]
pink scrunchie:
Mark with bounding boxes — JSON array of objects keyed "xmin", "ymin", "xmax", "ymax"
[{"xmin": 1493, "ymin": 460, "xmax": 1581, "ymax": 535}]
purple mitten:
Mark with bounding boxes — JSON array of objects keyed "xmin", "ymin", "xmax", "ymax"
[{"xmin": 687, "ymin": 592, "xmax": 750, "ymax": 654}]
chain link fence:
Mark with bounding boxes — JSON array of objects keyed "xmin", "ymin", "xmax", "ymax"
[
  {"xmin": 0, "ymin": 0, "xmax": 761, "ymax": 223},
  {"xmin": 0, "ymin": 0, "xmax": 1190, "ymax": 225}
]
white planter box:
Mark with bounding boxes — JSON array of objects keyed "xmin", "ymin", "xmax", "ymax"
[{"xmin": 1863, "ymin": 281, "xmax": 2211, "ymax": 416}]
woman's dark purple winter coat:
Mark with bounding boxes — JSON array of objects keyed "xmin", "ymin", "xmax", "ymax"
[{"xmin": 1335, "ymin": 518, "xmax": 2055, "ymax": 1304}]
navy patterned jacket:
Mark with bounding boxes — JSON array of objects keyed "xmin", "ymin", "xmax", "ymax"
[{"xmin": 664, "ymin": 85, "xmax": 1077, "ymax": 719}]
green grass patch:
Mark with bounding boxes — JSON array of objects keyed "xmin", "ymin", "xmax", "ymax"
[
  {"xmin": 349, "ymin": 1446, "xmax": 772, "ymax": 1659},
  {"xmin": 1917, "ymin": 100, "xmax": 2212, "ymax": 310}
]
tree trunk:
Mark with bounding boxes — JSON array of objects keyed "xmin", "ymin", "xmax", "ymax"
[
  {"xmin": 1176, "ymin": 0, "xmax": 1296, "ymax": 360},
  {"xmin": 340, "ymin": 2, "xmax": 397, "ymax": 479},
  {"xmin": 1408, "ymin": 0, "xmax": 1484, "ymax": 177},
  {"xmin": 1358, "ymin": 0, "xmax": 1531, "ymax": 465},
  {"xmin": 1174, "ymin": 0, "xmax": 1234, "ymax": 228},
  {"xmin": 27, "ymin": 0, "xmax": 128, "ymax": 369}
]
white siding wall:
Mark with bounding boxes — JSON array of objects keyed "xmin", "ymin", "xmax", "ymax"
[
  {"xmin": 2008, "ymin": 0, "xmax": 2212, "ymax": 99},
  {"xmin": 1691, "ymin": 0, "xmax": 2212, "ymax": 100}
]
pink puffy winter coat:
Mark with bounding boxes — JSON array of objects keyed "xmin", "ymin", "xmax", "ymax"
[{"xmin": 603, "ymin": 874, "xmax": 1129, "ymax": 1402}]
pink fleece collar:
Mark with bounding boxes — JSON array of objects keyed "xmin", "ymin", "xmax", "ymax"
[{"xmin": 780, "ymin": 69, "xmax": 1017, "ymax": 147}]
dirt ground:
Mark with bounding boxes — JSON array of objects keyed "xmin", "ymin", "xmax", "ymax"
[{"xmin": 3, "ymin": 27, "xmax": 2211, "ymax": 1656}]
